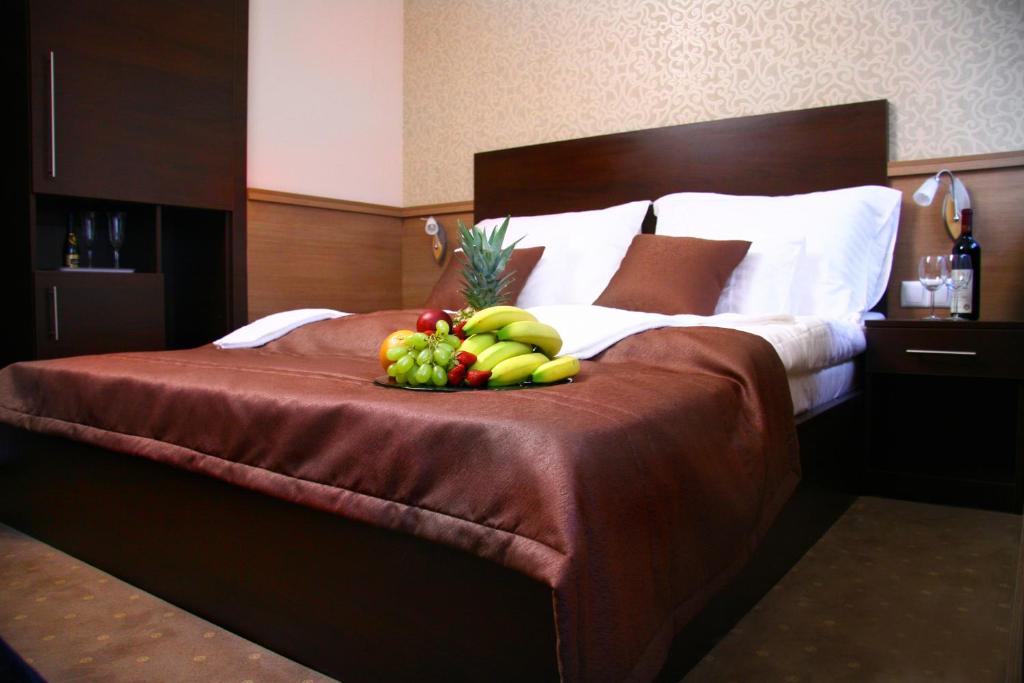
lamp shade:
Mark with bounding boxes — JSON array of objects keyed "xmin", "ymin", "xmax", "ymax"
[{"xmin": 913, "ymin": 175, "xmax": 940, "ymax": 206}]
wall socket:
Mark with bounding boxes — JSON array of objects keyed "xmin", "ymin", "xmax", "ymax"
[{"xmin": 901, "ymin": 280, "xmax": 951, "ymax": 308}]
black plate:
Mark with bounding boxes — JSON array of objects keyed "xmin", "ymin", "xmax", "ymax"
[{"xmin": 372, "ymin": 376, "xmax": 572, "ymax": 392}]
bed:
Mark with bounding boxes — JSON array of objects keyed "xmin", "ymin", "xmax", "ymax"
[{"xmin": 0, "ymin": 100, "xmax": 891, "ymax": 682}]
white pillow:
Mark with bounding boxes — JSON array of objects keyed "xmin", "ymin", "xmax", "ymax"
[
  {"xmin": 477, "ymin": 201, "xmax": 650, "ymax": 307},
  {"xmin": 654, "ymin": 186, "xmax": 902, "ymax": 319},
  {"xmin": 714, "ymin": 236, "xmax": 806, "ymax": 316}
]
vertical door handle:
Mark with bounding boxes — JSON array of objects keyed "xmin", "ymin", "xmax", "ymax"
[
  {"xmin": 48, "ymin": 286, "xmax": 60, "ymax": 341},
  {"xmin": 48, "ymin": 50, "xmax": 57, "ymax": 178}
]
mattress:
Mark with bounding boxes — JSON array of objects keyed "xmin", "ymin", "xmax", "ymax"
[
  {"xmin": 788, "ymin": 361, "xmax": 857, "ymax": 416},
  {"xmin": 721, "ymin": 316, "xmax": 863, "ymax": 416}
]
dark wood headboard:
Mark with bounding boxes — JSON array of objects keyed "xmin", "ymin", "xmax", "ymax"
[{"xmin": 474, "ymin": 100, "xmax": 888, "ymax": 227}]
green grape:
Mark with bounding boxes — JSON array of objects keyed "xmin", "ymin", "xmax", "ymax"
[
  {"xmin": 408, "ymin": 371, "xmax": 421, "ymax": 386},
  {"xmin": 435, "ymin": 320, "xmax": 450, "ymax": 336},
  {"xmin": 431, "ymin": 364, "xmax": 447, "ymax": 386},
  {"xmin": 444, "ymin": 334, "xmax": 461, "ymax": 349},
  {"xmin": 386, "ymin": 362, "xmax": 400, "ymax": 377},
  {"xmin": 416, "ymin": 348, "xmax": 433, "ymax": 365},
  {"xmin": 394, "ymin": 373, "xmax": 408, "ymax": 385},
  {"xmin": 414, "ymin": 362, "xmax": 433, "ymax": 384},
  {"xmin": 407, "ymin": 333, "xmax": 428, "ymax": 350},
  {"xmin": 433, "ymin": 346, "xmax": 452, "ymax": 365},
  {"xmin": 394, "ymin": 354, "xmax": 415, "ymax": 375},
  {"xmin": 386, "ymin": 346, "xmax": 407, "ymax": 361}
]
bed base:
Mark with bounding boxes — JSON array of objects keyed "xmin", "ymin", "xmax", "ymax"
[
  {"xmin": 656, "ymin": 390, "xmax": 862, "ymax": 680},
  {"xmin": 0, "ymin": 394, "xmax": 860, "ymax": 682},
  {"xmin": 0, "ymin": 426, "xmax": 559, "ymax": 682}
]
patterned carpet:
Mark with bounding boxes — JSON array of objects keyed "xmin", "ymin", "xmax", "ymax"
[
  {"xmin": 0, "ymin": 496, "xmax": 1020, "ymax": 682},
  {"xmin": 683, "ymin": 496, "xmax": 1020, "ymax": 683},
  {"xmin": 0, "ymin": 524, "xmax": 336, "ymax": 682}
]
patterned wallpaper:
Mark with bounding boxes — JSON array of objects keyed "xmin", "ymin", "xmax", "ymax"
[{"xmin": 404, "ymin": 0, "xmax": 1024, "ymax": 206}]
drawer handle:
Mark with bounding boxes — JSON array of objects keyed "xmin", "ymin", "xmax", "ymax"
[
  {"xmin": 905, "ymin": 348, "xmax": 976, "ymax": 357},
  {"xmin": 48, "ymin": 285, "xmax": 60, "ymax": 341}
]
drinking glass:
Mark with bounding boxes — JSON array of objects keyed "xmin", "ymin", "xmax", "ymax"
[
  {"xmin": 917, "ymin": 255, "xmax": 946, "ymax": 320},
  {"xmin": 80, "ymin": 211, "xmax": 96, "ymax": 268},
  {"xmin": 108, "ymin": 211, "xmax": 126, "ymax": 269},
  {"xmin": 945, "ymin": 254, "xmax": 973, "ymax": 320}
]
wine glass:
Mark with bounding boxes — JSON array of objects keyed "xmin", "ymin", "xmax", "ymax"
[
  {"xmin": 80, "ymin": 211, "xmax": 96, "ymax": 268},
  {"xmin": 945, "ymin": 254, "xmax": 973, "ymax": 320},
  {"xmin": 917, "ymin": 255, "xmax": 946, "ymax": 320},
  {"xmin": 108, "ymin": 211, "xmax": 126, "ymax": 269}
]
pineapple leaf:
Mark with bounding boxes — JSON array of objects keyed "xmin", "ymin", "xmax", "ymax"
[{"xmin": 456, "ymin": 217, "xmax": 521, "ymax": 310}]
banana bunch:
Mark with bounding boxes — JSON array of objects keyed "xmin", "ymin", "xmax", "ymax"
[{"xmin": 458, "ymin": 306, "xmax": 580, "ymax": 387}]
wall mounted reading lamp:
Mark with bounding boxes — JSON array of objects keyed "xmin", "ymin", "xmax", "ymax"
[
  {"xmin": 912, "ymin": 169, "xmax": 972, "ymax": 240},
  {"xmin": 423, "ymin": 216, "xmax": 448, "ymax": 265}
]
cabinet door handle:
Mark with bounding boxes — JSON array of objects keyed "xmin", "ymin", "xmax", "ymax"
[
  {"xmin": 48, "ymin": 50, "xmax": 57, "ymax": 178},
  {"xmin": 904, "ymin": 348, "xmax": 976, "ymax": 357},
  {"xmin": 47, "ymin": 286, "xmax": 60, "ymax": 341}
]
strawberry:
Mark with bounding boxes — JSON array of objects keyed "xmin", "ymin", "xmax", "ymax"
[
  {"xmin": 447, "ymin": 363, "xmax": 467, "ymax": 386},
  {"xmin": 452, "ymin": 320, "xmax": 468, "ymax": 340},
  {"xmin": 455, "ymin": 350, "xmax": 477, "ymax": 366},
  {"xmin": 465, "ymin": 369, "xmax": 491, "ymax": 388}
]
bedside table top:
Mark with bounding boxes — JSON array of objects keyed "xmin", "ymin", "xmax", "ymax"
[{"xmin": 866, "ymin": 319, "xmax": 1024, "ymax": 331}]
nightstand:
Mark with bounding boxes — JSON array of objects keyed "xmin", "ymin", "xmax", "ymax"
[{"xmin": 864, "ymin": 320, "xmax": 1024, "ymax": 512}]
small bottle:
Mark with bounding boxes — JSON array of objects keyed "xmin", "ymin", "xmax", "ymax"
[
  {"xmin": 950, "ymin": 208, "xmax": 980, "ymax": 320},
  {"xmin": 63, "ymin": 216, "xmax": 80, "ymax": 268}
]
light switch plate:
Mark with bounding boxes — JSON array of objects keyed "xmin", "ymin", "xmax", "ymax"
[{"xmin": 901, "ymin": 280, "xmax": 950, "ymax": 308}]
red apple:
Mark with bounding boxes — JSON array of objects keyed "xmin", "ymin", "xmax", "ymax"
[{"xmin": 416, "ymin": 308, "xmax": 452, "ymax": 334}]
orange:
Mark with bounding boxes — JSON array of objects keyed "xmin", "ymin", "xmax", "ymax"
[{"xmin": 379, "ymin": 329, "xmax": 415, "ymax": 370}]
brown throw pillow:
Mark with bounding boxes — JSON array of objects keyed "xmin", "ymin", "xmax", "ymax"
[
  {"xmin": 594, "ymin": 235, "xmax": 751, "ymax": 315},
  {"xmin": 423, "ymin": 246, "xmax": 546, "ymax": 310}
]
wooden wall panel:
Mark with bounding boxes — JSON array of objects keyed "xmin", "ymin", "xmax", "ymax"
[
  {"xmin": 887, "ymin": 158, "xmax": 1024, "ymax": 321},
  {"xmin": 247, "ymin": 199, "xmax": 401, "ymax": 321},
  {"xmin": 401, "ymin": 205, "xmax": 473, "ymax": 309},
  {"xmin": 246, "ymin": 151, "xmax": 1022, "ymax": 323}
]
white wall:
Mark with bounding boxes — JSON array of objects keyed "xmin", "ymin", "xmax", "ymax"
[{"xmin": 248, "ymin": 0, "xmax": 403, "ymax": 206}]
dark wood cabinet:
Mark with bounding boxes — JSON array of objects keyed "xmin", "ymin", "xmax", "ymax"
[
  {"xmin": 29, "ymin": 0, "xmax": 238, "ymax": 209},
  {"xmin": 864, "ymin": 320, "xmax": 1024, "ymax": 512},
  {"xmin": 34, "ymin": 271, "xmax": 165, "ymax": 359},
  {"xmin": 3, "ymin": 0, "xmax": 247, "ymax": 367}
]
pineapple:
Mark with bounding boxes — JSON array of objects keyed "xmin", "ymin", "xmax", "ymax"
[{"xmin": 456, "ymin": 217, "xmax": 521, "ymax": 316}]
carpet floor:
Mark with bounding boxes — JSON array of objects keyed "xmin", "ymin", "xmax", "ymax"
[
  {"xmin": 683, "ymin": 496, "xmax": 1020, "ymax": 683},
  {"xmin": 1, "ymin": 496, "xmax": 1019, "ymax": 682},
  {"xmin": 0, "ymin": 523, "xmax": 337, "ymax": 682}
]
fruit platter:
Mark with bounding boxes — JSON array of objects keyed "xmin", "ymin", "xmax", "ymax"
[
  {"xmin": 377, "ymin": 305, "xmax": 579, "ymax": 390},
  {"xmin": 376, "ymin": 217, "xmax": 580, "ymax": 390}
]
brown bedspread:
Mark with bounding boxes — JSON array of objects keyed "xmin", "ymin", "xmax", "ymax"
[{"xmin": 0, "ymin": 310, "xmax": 799, "ymax": 682}]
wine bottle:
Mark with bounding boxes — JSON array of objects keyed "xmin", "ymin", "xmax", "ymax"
[
  {"xmin": 950, "ymin": 208, "xmax": 980, "ymax": 320},
  {"xmin": 63, "ymin": 216, "xmax": 80, "ymax": 269}
]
